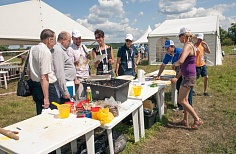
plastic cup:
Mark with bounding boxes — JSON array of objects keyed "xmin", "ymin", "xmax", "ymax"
[
  {"xmin": 91, "ymin": 107, "xmax": 100, "ymax": 120},
  {"xmin": 133, "ymin": 86, "xmax": 142, "ymax": 96},
  {"xmin": 65, "ymin": 101, "xmax": 75, "ymax": 114},
  {"xmin": 58, "ymin": 104, "xmax": 70, "ymax": 118}
]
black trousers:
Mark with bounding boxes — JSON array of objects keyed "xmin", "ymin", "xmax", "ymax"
[{"xmin": 32, "ymin": 81, "xmax": 59, "ymax": 115}]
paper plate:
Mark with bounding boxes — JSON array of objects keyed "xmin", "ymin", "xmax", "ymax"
[{"xmin": 116, "ymin": 75, "xmax": 134, "ymax": 80}]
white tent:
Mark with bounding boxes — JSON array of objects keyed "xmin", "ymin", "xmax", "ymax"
[
  {"xmin": 148, "ymin": 16, "xmax": 222, "ymax": 65},
  {"xmin": 0, "ymin": 0, "xmax": 95, "ymax": 45},
  {"xmin": 133, "ymin": 25, "xmax": 152, "ymax": 44}
]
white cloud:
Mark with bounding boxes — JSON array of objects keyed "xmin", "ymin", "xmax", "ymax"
[
  {"xmin": 76, "ymin": 0, "xmax": 142, "ymax": 42},
  {"xmin": 64, "ymin": 13, "xmax": 72, "ymax": 19},
  {"xmin": 158, "ymin": 1, "xmax": 236, "ymax": 30},
  {"xmin": 159, "ymin": 0, "xmax": 196, "ymax": 14},
  {"xmin": 138, "ymin": 11, "xmax": 144, "ymax": 17}
]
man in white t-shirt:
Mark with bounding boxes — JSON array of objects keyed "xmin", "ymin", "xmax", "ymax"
[
  {"xmin": 27, "ymin": 29, "xmax": 59, "ymax": 115},
  {"xmin": 67, "ymin": 30, "xmax": 90, "ymax": 100}
]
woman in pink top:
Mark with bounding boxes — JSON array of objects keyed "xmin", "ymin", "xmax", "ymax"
[{"xmin": 173, "ymin": 27, "xmax": 203, "ymax": 129}]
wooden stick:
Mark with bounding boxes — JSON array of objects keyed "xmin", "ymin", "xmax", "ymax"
[{"xmin": 0, "ymin": 128, "xmax": 19, "ymax": 140}]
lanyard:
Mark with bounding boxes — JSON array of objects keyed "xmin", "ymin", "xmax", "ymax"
[
  {"xmin": 99, "ymin": 45, "xmax": 108, "ymax": 64},
  {"xmin": 170, "ymin": 53, "xmax": 175, "ymax": 64},
  {"xmin": 126, "ymin": 49, "xmax": 133, "ymax": 61}
]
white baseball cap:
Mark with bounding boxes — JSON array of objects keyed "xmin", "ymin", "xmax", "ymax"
[
  {"xmin": 72, "ymin": 30, "xmax": 82, "ymax": 38},
  {"xmin": 163, "ymin": 40, "xmax": 174, "ymax": 48},
  {"xmin": 197, "ymin": 33, "xmax": 204, "ymax": 40},
  {"xmin": 125, "ymin": 34, "xmax": 133, "ymax": 41},
  {"xmin": 179, "ymin": 27, "xmax": 191, "ymax": 35}
]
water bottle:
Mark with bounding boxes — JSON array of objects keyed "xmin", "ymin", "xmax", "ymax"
[{"xmin": 86, "ymin": 86, "xmax": 92, "ymax": 102}]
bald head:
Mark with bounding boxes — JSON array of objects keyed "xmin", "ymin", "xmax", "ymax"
[{"xmin": 57, "ymin": 31, "xmax": 71, "ymax": 49}]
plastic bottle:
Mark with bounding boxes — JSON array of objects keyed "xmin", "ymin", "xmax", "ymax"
[{"xmin": 86, "ymin": 86, "xmax": 92, "ymax": 102}]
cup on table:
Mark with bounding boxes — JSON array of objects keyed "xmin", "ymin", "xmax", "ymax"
[
  {"xmin": 132, "ymin": 85, "xmax": 142, "ymax": 96},
  {"xmin": 58, "ymin": 104, "xmax": 70, "ymax": 118}
]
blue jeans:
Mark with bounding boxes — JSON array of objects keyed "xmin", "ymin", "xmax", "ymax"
[
  {"xmin": 176, "ymin": 76, "xmax": 193, "ymax": 110},
  {"xmin": 32, "ymin": 81, "xmax": 59, "ymax": 115}
]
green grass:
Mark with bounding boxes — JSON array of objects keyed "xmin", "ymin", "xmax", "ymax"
[{"xmin": 0, "ymin": 46, "xmax": 236, "ymax": 153}]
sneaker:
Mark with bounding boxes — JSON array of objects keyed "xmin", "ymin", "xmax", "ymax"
[
  {"xmin": 203, "ymin": 93, "xmax": 211, "ymax": 97},
  {"xmin": 172, "ymin": 107, "xmax": 183, "ymax": 112}
]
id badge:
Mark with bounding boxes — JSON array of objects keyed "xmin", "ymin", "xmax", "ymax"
[
  {"xmin": 103, "ymin": 64, "xmax": 108, "ymax": 73},
  {"xmin": 127, "ymin": 60, "xmax": 132, "ymax": 68}
]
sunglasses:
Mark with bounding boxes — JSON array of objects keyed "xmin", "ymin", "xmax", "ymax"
[
  {"xmin": 125, "ymin": 39, "xmax": 132, "ymax": 42},
  {"xmin": 178, "ymin": 34, "xmax": 184, "ymax": 37}
]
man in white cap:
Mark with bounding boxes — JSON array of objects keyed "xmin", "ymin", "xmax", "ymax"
[
  {"xmin": 194, "ymin": 33, "xmax": 211, "ymax": 96},
  {"xmin": 115, "ymin": 34, "xmax": 140, "ymax": 77},
  {"xmin": 67, "ymin": 30, "xmax": 90, "ymax": 100}
]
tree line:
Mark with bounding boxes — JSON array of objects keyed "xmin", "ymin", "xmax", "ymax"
[{"xmin": 220, "ymin": 23, "xmax": 236, "ymax": 46}]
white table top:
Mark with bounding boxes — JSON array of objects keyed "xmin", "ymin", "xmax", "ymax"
[
  {"xmin": 128, "ymin": 80, "xmax": 166, "ymax": 101},
  {"xmin": 100, "ymin": 99, "xmax": 142, "ymax": 129},
  {"xmin": 0, "ymin": 65, "xmax": 21, "ymax": 69},
  {"xmin": 0, "ymin": 112, "xmax": 100, "ymax": 154}
]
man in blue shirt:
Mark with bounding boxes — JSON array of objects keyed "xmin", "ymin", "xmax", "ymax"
[
  {"xmin": 155, "ymin": 40, "xmax": 182, "ymax": 78},
  {"xmin": 115, "ymin": 34, "xmax": 140, "ymax": 77},
  {"xmin": 155, "ymin": 40, "xmax": 193, "ymax": 112}
]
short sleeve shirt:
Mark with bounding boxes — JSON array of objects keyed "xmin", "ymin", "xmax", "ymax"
[
  {"xmin": 162, "ymin": 47, "xmax": 182, "ymax": 64},
  {"xmin": 117, "ymin": 44, "xmax": 139, "ymax": 69},
  {"xmin": 28, "ymin": 43, "xmax": 57, "ymax": 83}
]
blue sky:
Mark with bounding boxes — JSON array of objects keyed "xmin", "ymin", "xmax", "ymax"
[{"xmin": 1, "ymin": 0, "xmax": 236, "ymax": 43}]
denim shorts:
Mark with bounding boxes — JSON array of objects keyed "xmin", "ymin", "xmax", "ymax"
[
  {"xmin": 196, "ymin": 65, "xmax": 208, "ymax": 79},
  {"xmin": 181, "ymin": 76, "xmax": 196, "ymax": 88}
]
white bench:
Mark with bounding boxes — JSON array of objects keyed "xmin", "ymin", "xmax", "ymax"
[{"xmin": 0, "ymin": 71, "xmax": 8, "ymax": 89}]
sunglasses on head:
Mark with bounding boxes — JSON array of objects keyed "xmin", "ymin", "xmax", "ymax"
[
  {"xmin": 178, "ymin": 34, "xmax": 184, "ymax": 37},
  {"xmin": 125, "ymin": 39, "xmax": 132, "ymax": 42}
]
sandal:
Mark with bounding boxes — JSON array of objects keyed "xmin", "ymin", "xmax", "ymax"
[
  {"xmin": 175, "ymin": 120, "xmax": 189, "ymax": 127},
  {"xmin": 191, "ymin": 118, "xmax": 203, "ymax": 130}
]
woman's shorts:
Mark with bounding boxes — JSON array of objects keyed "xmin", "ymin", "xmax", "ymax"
[{"xmin": 181, "ymin": 76, "xmax": 196, "ymax": 88}]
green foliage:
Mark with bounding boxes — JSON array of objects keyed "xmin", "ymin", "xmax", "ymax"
[
  {"xmin": 228, "ymin": 23, "xmax": 236, "ymax": 44},
  {"xmin": 222, "ymin": 37, "xmax": 235, "ymax": 46}
]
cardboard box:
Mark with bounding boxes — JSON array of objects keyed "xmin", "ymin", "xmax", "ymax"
[{"xmin": 143, "ymin": 100, "xmax": 155, "ymax": 110}]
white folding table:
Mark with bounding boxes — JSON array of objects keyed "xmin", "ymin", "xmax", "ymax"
[
  {"xmin": 100, "ymin": 99, "xmax": 144, "ymax": 154},
  {"xmin": 0, "ymin": 113, "xmax": 100, "ymax": 154}
]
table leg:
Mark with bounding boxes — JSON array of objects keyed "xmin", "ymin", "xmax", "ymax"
[
  {"xmin": 3, "ymin": 73, "xmax": 7, "ymax": 89},
  {"xmin": 70, "ymin": 139, "xmax": 77, "ymax": 154},
  {"xmin": 156, "ymin": 89, "xmax": 164, "ymax": 121},
  {"xmin": 171, "ymin": 82, "xmax": 177, "ymax": 106},
  {"xmin": 138, "ymin": 104, "xmax": 145, "ymax": 138},
  {"xmin": 132, "ymin": 109, "xmax": 140, "ymax": 142},
  {"xmin": 85, "ymin": 130, "xmax": 95, "ymax": 154},
  {"xmin": 107, "ymin": 129, "xmax": 114, "ymax": 154}
]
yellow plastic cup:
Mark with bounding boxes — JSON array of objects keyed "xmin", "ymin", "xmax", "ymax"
[
  {"xmin": 58, "ymin": 104, "xmax": 70, "ymax": 118},
  {"xmin": 132, "ymin": 86, "xmax": 142, "ymax": 96}
]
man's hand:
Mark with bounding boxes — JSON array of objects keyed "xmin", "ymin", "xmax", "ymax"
[
  {"xmin": 172, "ymin": 64, "xmax": 176, "ymax": 70},
  {"xmin": 74, "ymin": 79, "xmax": 80, "ymax": 85},
  {"xmin": 154, "ymin": 76, "xmax": 160, "ymax": 80},
  {"xmin": 63, "ymin": 94, "xmax": 70, "ymax": 99},
  {"xmin": 42, "ymin": 98, "xmax": 50, "ymax": 109},
  {"xmin": 86, "ymin": 54, "xmax": 91, "ymax": 60},
  {"xmin": 171, "ymin": 77, "xmax": 178, "ymax": 83}
]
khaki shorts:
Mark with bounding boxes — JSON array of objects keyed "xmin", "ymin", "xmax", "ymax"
[{"xmin": 181, "ymin": 76, "xmax": 196, "ymax": 88}]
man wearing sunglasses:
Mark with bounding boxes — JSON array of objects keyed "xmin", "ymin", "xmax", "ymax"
[{"xmin": 115, "ymin": 34, "xmax": 140, "ymax": 77}]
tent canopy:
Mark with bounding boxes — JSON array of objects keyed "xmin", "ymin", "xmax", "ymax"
[
  {"xmin": 149, "ymin": 16, "xmax": 218, "ymax": 37},
  {"xmin": 0, "ymin": 0, "xmax": 95, "ymax": 45},
  {"xmin": 133, "ymin": 25, "xmax": 152, "ymax": 44}
]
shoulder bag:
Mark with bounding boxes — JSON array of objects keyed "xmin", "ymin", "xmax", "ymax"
[{"xmin": 16, "ymin": 51, "xmax": 32, "ymax": 97}]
